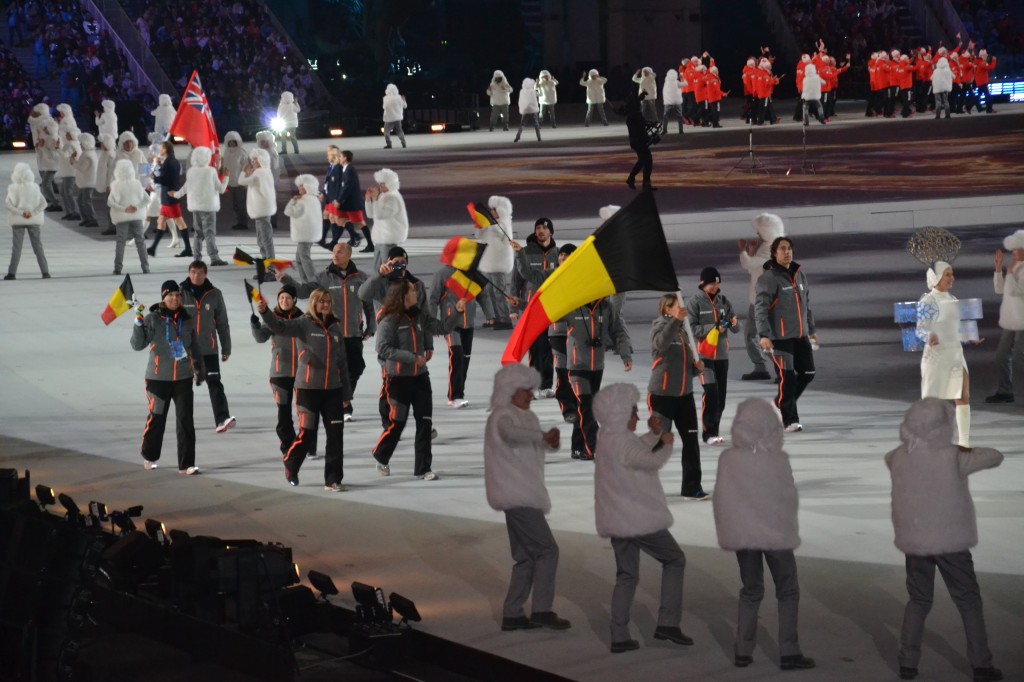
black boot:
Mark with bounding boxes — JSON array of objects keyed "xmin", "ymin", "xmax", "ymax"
[
  {"xmin": 175, "ymin": 230, "xmax": 193, "ymax": 258},
  {"xmin": 345, "ymin": 223, "xmax": 361, "ymax": 247},
  {"xmin": 149, "ymin": 229, "xmax": 165, "ymax": 256},
  {"xmin": 360, "ymin": 226, "xmax": 374, "ymax": 253}
]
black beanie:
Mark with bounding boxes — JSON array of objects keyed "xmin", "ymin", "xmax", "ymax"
[
  {"xmin": 698, "ymin": 267, "xmax": 721, "ymax": 289},
  {"xmin": 558, "ymin": 243, "xmax": 576, "ymax": 256},
  {"xmin": 387, "ymin": 245, "xmax": 408, "ymax": 260},
  {"xmin": 161, "ymin": 280, "xmax": 180, "ymax": 298},
  {"xmin": 534, "ymin": 217, "xmax": 554, "ymax": 234},
  {"xmin": 279, "ymin": 284, "xmax": 298, "ymax": 300}
]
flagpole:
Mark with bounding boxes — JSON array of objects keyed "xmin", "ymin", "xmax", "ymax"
[{"xmin": 676, "ymin": 291, "xmax": 701, "ymax": 359}]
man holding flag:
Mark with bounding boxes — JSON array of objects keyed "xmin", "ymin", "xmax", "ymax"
[{"xmin": 180, "ymin": 260, "xmax": 235, "ymax": 433}]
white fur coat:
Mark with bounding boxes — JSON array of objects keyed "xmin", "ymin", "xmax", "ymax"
[{"xmin": 5, "ymin": 163, "xmax": 47, "ymax": 226}]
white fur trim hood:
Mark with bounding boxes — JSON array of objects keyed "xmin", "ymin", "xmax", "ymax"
[
  {"xmin": 366, "ymin": 170, "xmax": 409, "ymax": 246},
  {"xmin": 713, "ymin": 399, "xmax": 800, "ymax": 551}
]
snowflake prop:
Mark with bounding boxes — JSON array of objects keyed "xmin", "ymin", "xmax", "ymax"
[{"xmin": 907, "ymin": 227, "xmax": 961, "ymax": 266}]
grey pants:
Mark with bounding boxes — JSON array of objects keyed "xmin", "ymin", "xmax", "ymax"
[
  {"xmin": 935, "ymin": 91, "xmax": 951, "ymax": 118},
  {"xmin": 193, "ymin": 211, "xmax": 220, "ymax": 262},
  {"xmin": 374, "ymin": 242, "xmax": 393, "ymax": 274},
  {"xmin": 735, "ymin": 549, "xmax": 801, "ymax": 658},
  {"xmin": 540, "ymin": 103, "xmax": 556, "ymax": 127},
  {"xmin": 383, "ymin": 120, "xmax": 406, "ymax": 148},
  {"xmin": 281, "ymin": 127, "xmax": 299, "ymax": 154},
  {"xmin": 8, "ymin": 225, "xmax": 49, "ymax": 276},
  {"xmin": 662, "ymin": 104, "xmax": 684, "ymax": 133},
  {"xmin": 899, "ymin": 551, "xmax": 993, "ymax": 669},
  {"xmin": 229, "ymin": 186, "xmax": 248, "ymax": 226},
  {"xmin": 78, "ymin": 187, "xmax": 96, "ymax": 222},
  {"xmin": 515, "ymin": 113, "xmax": 541, "ymax": 141},
  {"xmin": 585, "ymin": 103, "xmax": 608, "ymax": 126},
  {"xmin": 801, "ymin": 98, "xmax": 825, "ymax": 124},
  {"xmin": 254, "ymin": 216, "xmax": 275, "ymax": 259},
  {"xmin": 59, "ymin": 176, "xmax": 78, "ymax": 214},
  {"xmin": 489, "ymin": 104, "xmax": 510, "ymax": 130},
  {"xmin": 745, "ymin": 304, "xmax": 767, "ymax": 372},
  {"xmin": 40, "ymin": 170, "xmax": 58, "ymax": 206},
  {"xmin": 295, "ymin": 241, "xmax": 316, "ymax": 281},
  {"xmin": 994, "ymin": 328, "xmax": 1024, "ymax": 395},
  {"xmin": 502, "ymin": 507, "xmax": 559, "ymax": 618},
  {"xmin": 114, "ymin": 220, "xmax": 149, "ymax": 273},
  {"xmin": 641, "ymin": 99, "xmax": 658, "ymax": 122},
  {"xmin": 609, "ymin": 529, "xmax": 685, "ymax": 642},
  {"xmin": 480, "ymin": 270, "xmax": 510, "ymax": 322}
]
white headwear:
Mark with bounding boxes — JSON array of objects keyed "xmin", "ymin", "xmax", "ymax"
[
  {"xmin": 1003, "ymin": 230, "xmax": 1024, "ymax": 251},
  {"xmin": 927, "ymin": 261, "xmax": 952, "ymax": 289},
  {"xmin": 490, "ymin": 364, "xmax": 541, "ymax": 409}
]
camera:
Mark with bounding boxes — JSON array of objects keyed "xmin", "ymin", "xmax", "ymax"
[
  {"xmin": 586, "ymin": 338, "xmax": 603, "ymax": 348},
  {"xmin": 391, "ymin": 262, "xmax": 407, "ymax": 272}
]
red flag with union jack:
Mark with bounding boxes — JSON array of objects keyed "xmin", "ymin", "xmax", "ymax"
[{"xmin": 169, "ymin": 71, "xmax": 220, "ymax": 167}]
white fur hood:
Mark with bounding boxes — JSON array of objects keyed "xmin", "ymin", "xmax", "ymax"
[
  {"xmin": 713, "ymin": 399, "xmax": 800, "ymax": 551},
  {"xmin": 518, "ymin": 78, "xmax": 540, "ymax": 114},
  {"xmin": 593, "ymin": 383, "xmax": 674, "ymax": 538},
  {"xmin": 662, "ymin": 70, "xmax": 683, "ymax": 105},
  {"xmin": 107, "ymin": 159, "xmax": 149, "ymax": 224},
  {"xmin": 284, "ymin": 174, "xmax": 322, "ymax": 243},
  {"xmin": 366, "ymin": 171, "xmax": 409, "ymax": 246},
  {"xmin": 886, "ymin": 399, "xmax": 1003, "ymax": 556},
  {"xmin": 478, "ymin": 196, "xmax": 514, "ymax": 272},
  {"xmin": 6, "ymin": 163, "xmax": 47, "ymax": 227}
]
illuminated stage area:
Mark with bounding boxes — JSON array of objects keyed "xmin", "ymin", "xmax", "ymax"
[{"xmin": 1, "ymin": 106, "xmax": 1023, "ymax": 680}]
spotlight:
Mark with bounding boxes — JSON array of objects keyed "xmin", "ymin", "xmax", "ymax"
[
  {"xmin": 125, "ymin": 505, "xmax": 144, "ymax": 518},
  {"xmin": 58, "ymin": 492, "xmax": 81, "ymax": 520},
  {"xmin": 352, "ymin": 581, "xmax": 391, "ymax": 627},
  {"xmin": 307, "ymin": 570, "xmax": 338, "ymax": 597},
  {"xmin": 145, "ymin": 519, "xmax": 168, "ymax": 545},
  {"xmin": 389, "ymin": 592, "xmax": 421, "ymax": 624},
  {"xmin": 172, "ymin": 136, "xmax": 185, "ymax": 143},
  {"xmin": 36, "ymin": 484, "xmax": 55, "ymax": 508},
  {"xmin": 270, "ymin": 116, "xmax": 285, "ymax": 133},
  {"xmin": 109, "ymin": 510, "xmax": 136, "ymax": 534},
  {"xmin": 430, "ymin": 123, "xmax": 445, "ymax": 132},
  {"xmin": 168, "ymin": 528, "xmax": 191, "ymax": 544},
  {"xmin": 329, "ymin": 128, "xmax": 343, "ymax": 137},
  {"xmin": 89, "ymin": 501, "xmax": 109, "ymax": 524},
  {"xmin": 12, "ymin": 141, "xmax": 27, "ymax": 149}
]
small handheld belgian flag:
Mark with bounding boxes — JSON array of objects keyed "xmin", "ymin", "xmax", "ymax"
[
  {"xmin": 101, "ymin": 275, "xmax": 135, "ymax": 325},
  {"xmin": 466, "ymin": 201, "xmax": 495, "ymax": 229}
]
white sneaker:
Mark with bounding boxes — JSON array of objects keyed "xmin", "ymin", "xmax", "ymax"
[
  {"xmin": 537, "ymin": 388, "xmax": 555, "ymax": 399},
  {"xmin": 707, "ymin": 436, "xmax": 726, "ymax": 446},
  {"xmin": 376, "ymin": 462, "xmax": 390, "ymax": 477},
  {"xmin": 421, "ymin": 471, "xmax": 438, "ymax": 481},
  {"xmin": 447, "ymin": 399, "xmax": 469, "ymax": 409},
  {"xmin": 143, "ymin": 459, "xmax": 158, "ymax": 470},
  {"xmin": 179, "ymin": 466, "xmax": 200, "ymax": 475},
  {"xmin": 343, "ymin": 413, "xmax": 354, "ymax": 422},
  {"xmin": 216, "ymin": 416, "xmax": 236, "ymax": 433},
  {"xmin": 784, "ymin": 423, "xmax": 803, "ymax": 433}
]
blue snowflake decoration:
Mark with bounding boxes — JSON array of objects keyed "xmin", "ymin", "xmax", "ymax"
[{"xmin": 916, "ymin": 301, "xmax": 939, "ymax": 322}]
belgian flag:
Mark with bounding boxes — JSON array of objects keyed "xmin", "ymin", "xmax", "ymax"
[
  {"xmin": 101, "ymin": 274, "xmax": 135, "ymax": 325},
  {"xmin": 444, "ymin": 268, "xmax": 487, "ymax": 302},
  {"xmin": 440, "ymin": 236, "xmax": 486, "ymax": 272},
  {"xmin": 233, "ymin": 247, "xmax": 256, "ymax": 265},
  {"xmin": 502, "ymin": 191, "xmax": 677, "ymax": 364},
  {"xmin": 234, "ymin": 247, "xmax": 291, "ymax": 274},
  {"xmin": 466, "ymin": 201, "xmax": 495, "ymax": 229},
  {"xmin": 244, "ymin": 280, "xmax": 263, "ymax": 304}
]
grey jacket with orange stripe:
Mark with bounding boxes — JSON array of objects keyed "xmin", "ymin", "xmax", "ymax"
[
  {"xmin": 686, "ymin": 290, "xmax": 737, "ymax": 360},
  {"xmin": 131, "ymin": 304, "xmax": 206, "ymax": 382},
  {"xmin": 754, "ymin": 260, "xmax": 816, "ymax": 340},
  {"xmin": 259, "ymin": 310, "xmax": 352, "ymax": 397},
  {"xmin": 648, "ymin": 316, "xmax": 695, "ymax": 397},
  {"xmin": 427, "ymin": 265, "xmax": 478, "ymax": 346},
  {"xmin": 376, "ymin": 306, "xmax": 461, "ymax": 378},
  {"xmin": 180, "ymin": 279, "xmax": 231, "ymax": 356},
  {"xmin": 566, "ymin": 298, "xmax": 632, "ymax": 372},
  {"xmin": 281, "ymin": 263, "xmax": 376, "ymax": 338},
  {"xmin": 252, "ymin": 306, "xmax": 304, "ymax": 379}
]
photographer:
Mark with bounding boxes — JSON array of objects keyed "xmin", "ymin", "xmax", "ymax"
[
  {"xmin": 623, "ymin": 92, "xmax": 657, "ymax": 190},
  {"xmin": 357, "ymin": 245, "xmax": 427, "ymax": 310},
  {"xmin": 565, "ymin": 297, "xmax": 633, "ymax": 460}
]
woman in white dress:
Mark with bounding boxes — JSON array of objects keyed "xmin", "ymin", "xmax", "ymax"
[{"xmin": 916, "ymin": 261, "xmax": 974, "ymax": 447}]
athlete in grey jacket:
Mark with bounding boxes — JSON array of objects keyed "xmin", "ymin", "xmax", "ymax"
[
  {"xmin": 753, "ymin": 237, "xmax": 818, "ymax": 431},
  {"xmin": 180, "ymin": 261, "xmax": 235, "ymax": 433},
  {"xmin": 131, "ymin": 280, "xmax": 206, "ymax": 474}
]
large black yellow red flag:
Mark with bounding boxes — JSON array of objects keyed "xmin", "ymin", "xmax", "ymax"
[
  {"xmin": 466, "ymin": 201, "xmax": 494, "ymax": 229},
  {"xmin": 501, "ymin": 190, "xmax": 677, "ymax": 364},
  {"xmin": 440, "ymin": 236, "xmax": 486, "ymax": 272},
  {"xmin": 101, "ymin": 274, "xmax": 135, "ymax": 325}
]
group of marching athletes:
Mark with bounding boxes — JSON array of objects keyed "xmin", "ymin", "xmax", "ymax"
[{"xmin": 866, "ymin": 38, "xmax": 998, "ymax": 119}]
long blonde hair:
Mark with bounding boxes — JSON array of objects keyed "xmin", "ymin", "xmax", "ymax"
[
  {"xmin": 657, "ymin": 293, "xmax": 679, "ymax": 317},
  {"xmin": 307, "ymin": 289, "xmax": 334, "ymax": 325}
]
